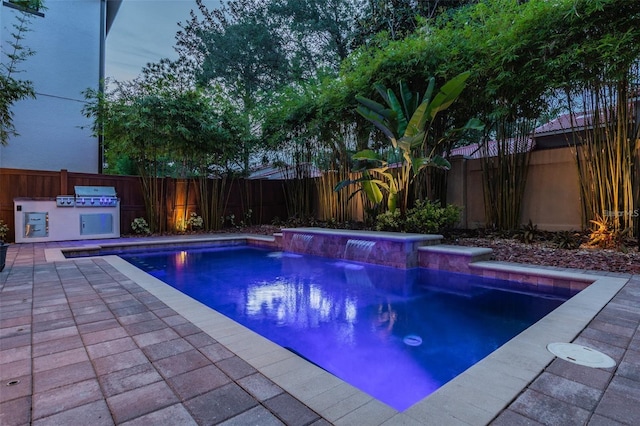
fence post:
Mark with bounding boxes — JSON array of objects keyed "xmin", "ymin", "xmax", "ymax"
[
  {"xmin": 636, "ymin": 139, "xmax": 640, "ymax": 251},
  {"xmin": 447, "ymin": 156, "xmax": 468, "ymax": 229},
  {"xmin": 60, "ymin": 169, "xmax": 68, "ymax": 195}
]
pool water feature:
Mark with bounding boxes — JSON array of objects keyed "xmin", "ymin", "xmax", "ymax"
[
  {"xmin": 290, "ymin": 233, "xmax": 314, "ymax": 251},
  {"xmin": 343, "ymin": 239, "xmax": 376, "ymax": 262},
  {"xmin": 282, "ymin": 228, "xmax": 442, "ymax": 268},
  {"xmin": 123, "ymin": 246, "xmax": 573, "ymax": 411}
]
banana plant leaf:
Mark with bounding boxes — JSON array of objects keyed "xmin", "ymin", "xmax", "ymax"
[
  {"xmin": 387, "ymin": 193, "xmax": 397, "ymax": 212},
  {"xmin": 398, "ymin": 81, "xmax": 418, "ymax": 124},
  {"xmin": 334, "ymin": 172, "xmax": 387, "ymax": 205},
  {"xmin": 412, "ymin": 155, "xmax": 451, "ymax": 173},
  {"xmin": 462, "ymin": 117, "xmax": 485, "ymax": 131},
  {"xmin": 369, "ymin": 166, "xmax": 391, "ymax": 176},
  {"xmin": 422, "ymin": 77, "xmax": 435, "ymax": 110},
  {"xmin": 386, "ymin": 89, "xmax": 408, "ymax": 137},
  {"xmin": 404, "ymin": 78, "xmax": 435, "ymax": 137},
  {"xmin": 445, "ymin": 117, "xmax": 485, "ymax": 137},
  {"xmin": 426, "ymin": 71, "xmax": 471, "ymax": 120},
  {"xmin": 333, "ymin": 178, "xmax": 358, "ymax": 193},
  {"xmin": 398, "ymin": 132, "xmax": 424, "ymax": 151},
  {"xmin": 362, "ymin": 178, "xmax": 384, "ymax": 205},
  {"xmin": 410, "ymin": 72, "xmax": 471, "ymax": 135},
  {"xmin": 397, "ymin": 139, "xmax": 411, "ymax": 154},
  {"xmin": 355, "ymin": 105, "xmax": 397, "ymax": 142},
  {"xmin": 378, "ymin": 171, "xmax": 398, "ymax": 191},
  {"xmin": 345, "ymin": 71, "xmax": 477, "ymax": 214},
  {"xmin": 352, "ymin": 149, "xmax": 384, "ymax": 161},
  {"xmin": 374, "ymin": 83, "xmax": 390, "ymax": 105},
  {"xmin": 355, "ymin": 95, "xmax": 393, "ymax": 119}
]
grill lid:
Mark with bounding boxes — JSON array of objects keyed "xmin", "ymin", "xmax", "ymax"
[{"xmin": 74, "ymin": 186, "xmax": 117, "ymax": 197}]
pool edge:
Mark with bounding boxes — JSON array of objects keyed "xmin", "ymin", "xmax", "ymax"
[
  {"xmin": 52, "ymin": 240, "xmax": 630, "ymax": 425},
  {"xmin": 400, "ymin": 272, "xmax": 626, "ymax": 425}
]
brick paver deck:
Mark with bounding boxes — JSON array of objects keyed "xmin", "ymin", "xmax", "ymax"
[
  {"xmin": 1, "ymin": 239, "xmax": 638, "ymax": 425},
  {"xmin": 1, "ymin": 243, "xmax": 328, "ymax": 426},
  {"xmin": 492, "ymin": 272, "xmax": 640, "ymax": 426}
]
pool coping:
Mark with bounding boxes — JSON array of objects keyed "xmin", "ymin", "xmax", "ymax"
[
  {"xmin": 282, "ymin": 227, "xmax": 444, "ymax": 243},
  {"xmin": 44, "ymin": 237, "xmax": 629, "ymax": 425}
]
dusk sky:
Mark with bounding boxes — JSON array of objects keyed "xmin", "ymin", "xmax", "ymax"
[{"xmin": 106, "ymin": 0, "xmax": 221, "ymax": 82}]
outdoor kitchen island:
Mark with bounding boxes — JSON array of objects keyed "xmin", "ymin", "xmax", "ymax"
[{"xmin": 13, "ymin": 186, "xmax": 120, "ymax": 243}]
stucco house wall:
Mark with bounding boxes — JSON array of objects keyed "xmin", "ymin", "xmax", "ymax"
[{"xmin": 0, "ymin": 0, "xmax": 119, "ymax": 173}]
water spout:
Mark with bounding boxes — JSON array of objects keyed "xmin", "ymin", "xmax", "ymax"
[
  {"xmin": 291, "ymin": 234, "xmax": 314, "ymax": 252},
  {"xmin": 343, "ymin": 239, "xmax": 376, "ymax": 262}
]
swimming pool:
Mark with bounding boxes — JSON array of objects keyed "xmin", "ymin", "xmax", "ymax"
[{"xmin": 123, "ymin": 245, "xmax": 573, "ymax": 411}]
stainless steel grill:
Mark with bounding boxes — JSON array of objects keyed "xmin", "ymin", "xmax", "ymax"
[{"xmin": 56, "ymin": 186, "xmax": 118, "ymax": 207}]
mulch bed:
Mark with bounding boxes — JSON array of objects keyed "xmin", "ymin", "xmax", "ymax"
[{"xmin": 451, "ymin": 236, "xmax": 640, "ymax": 274}]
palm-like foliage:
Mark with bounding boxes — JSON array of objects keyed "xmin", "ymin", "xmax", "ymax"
[{"xmin": 336, "ymin": 72, "xmax": 483, "ymax": 213}]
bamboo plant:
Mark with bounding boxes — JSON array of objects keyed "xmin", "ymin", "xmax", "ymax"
[
  {"xmin": 481, "ymin": 118, "xmax": 536, "ymax": 230},
  {"xmin": 568, "ymin": 72, "xmax": 639, "ymax": 234}
]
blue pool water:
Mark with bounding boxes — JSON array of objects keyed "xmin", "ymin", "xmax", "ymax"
[{"xmin": 123, "ymin": 246, "xmax": 571, "ymax": 411}]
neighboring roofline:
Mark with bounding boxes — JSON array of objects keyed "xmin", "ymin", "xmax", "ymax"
[
  {"xmin": 106, "ymin": 0, "xmax": 122, "ymax": 35},
  {"xmin": 448, "ymin": 137, "xmax": 535, "ymax": 159},
  {"xmin": 248, "ymin": 162, "xmax": 322, "ymax": 180},
  {"xmin": 533, "ymin": 113, "xmax": 592, "ymax": 137},
  {"xmin": 534, "ymin": 98, "xmax": 640, "ymax": 137}
]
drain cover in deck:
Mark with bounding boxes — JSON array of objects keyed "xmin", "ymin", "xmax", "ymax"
[{"xmin": 547, "ymin": 342, "xmax": 616, "ymax": 368}]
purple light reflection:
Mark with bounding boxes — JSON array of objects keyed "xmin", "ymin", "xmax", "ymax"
[{"xmin": 125, "ymin": 247, "xmax": 568, "ymax": 411}]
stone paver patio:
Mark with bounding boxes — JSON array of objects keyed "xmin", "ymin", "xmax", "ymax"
[{"xmin": 1, "ymin": 237, "xmax": 638, "ymax": 425}]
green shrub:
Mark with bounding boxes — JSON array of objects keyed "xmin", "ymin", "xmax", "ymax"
[
  {"xmin": 515, "ymin": 219, "xmax": 539, "ymax": 244},
  {"xmin": 241, "ymin": 209, "xmax": 253, "ymax": 226},
  {"xmin": 186, "ymin": 212, "xmax": 204, "ymax": 230},
  {"xmin": 553, "ymin": 230, "xmax": 581, "ymax": 250},
  {"xmin": 405, "ymin": 200, "xmax": 461, "ymax": 234},
  {"xmin": 224, "ymin": 214, "xmax": 236, "ymax": 227},
  {"xmin": 131, "ymin": 217, "xmax": 150, "ymax": 235},
  {"xmin": 375, "ymin": 209, "xmax": 404, "ymax": 232},
  {"xmin": 0, "ymin": 219, "xmax": 9, "ymax": 242},
  {"xmin": 375, "ymin": 200, "xmax": 461, "ymax": 234}
]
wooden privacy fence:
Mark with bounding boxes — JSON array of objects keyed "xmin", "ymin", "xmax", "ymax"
[
  {"xmin": 0, "ymin": 168, "xmax": 290, "ymax": 242},
  {"xmin": 164, "ymin": 176, "xmax": 291, "ymax": 231},
  {"xmin": 0, "ymin": 148, "xmax": 597, "ymax": 243}
]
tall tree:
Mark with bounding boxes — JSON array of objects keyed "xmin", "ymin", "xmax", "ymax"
[
  {"xmin": 83, "ymin": 60, "xmax": 236, "ymax": 232},
  {"xmin": 268, "ymin": 0, "xmax": 358, "ymax": 75},
  {"xmin": 351, "ymin": 0, "xmax": 475, "ymax": 48},
  {"xmin": 176, "ymin": 0, "xmax": 291, "ymax": 173}
]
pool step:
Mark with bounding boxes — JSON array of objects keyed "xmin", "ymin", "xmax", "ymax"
[{"xmin": 418, "ymin": 245, "xmax": 494, "ymax": 274}]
